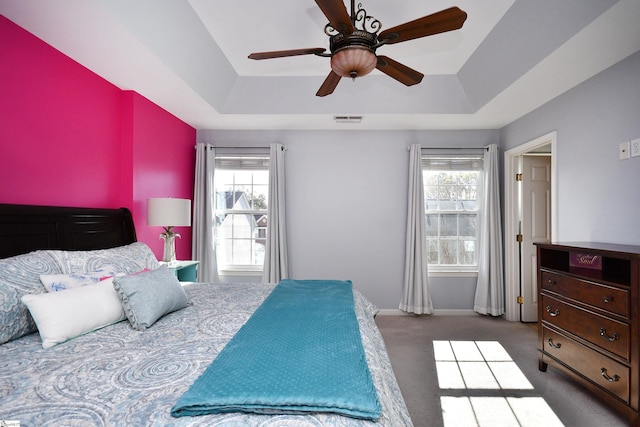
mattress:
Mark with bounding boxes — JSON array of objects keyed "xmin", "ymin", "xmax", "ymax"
[{"xmin": 0, "ymin": 282, "xmax": 412, "ymax": 426}]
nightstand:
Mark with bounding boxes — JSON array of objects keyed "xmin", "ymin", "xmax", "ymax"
[{"xmin": 162, "ymin": 260, "xmax": 199, "ymax": 282}]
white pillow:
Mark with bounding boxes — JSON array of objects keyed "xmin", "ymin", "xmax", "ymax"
[{"xmin": 21, "ymin": 278, "xmax": 126, "ymax": 348}]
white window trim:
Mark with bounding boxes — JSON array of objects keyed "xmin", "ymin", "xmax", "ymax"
[
  {"xmin": 428, "ymin": 269, "xmax": 478, "ymax": 277},
  {"xmin": 214, "ymin": 152, "xmax": 269, "ymax": 272},
  {"xmin": 218, "ymin": 265, "xmax": 263, "ymax": 276},
  {"xmin": 424, "ymin": 166, "xmax": 482, "ymax": 271}
]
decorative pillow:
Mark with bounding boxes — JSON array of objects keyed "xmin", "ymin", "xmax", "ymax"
[
  {"xmin": 46, "ymin": 242, "xmax": 159, "ymax": 275},
  {"xmin": 0, "ymin": 242, "xmax": 157, "ymax": 345},
  {"xmin": 21, "ymin": 278, "xmax": 126, "ymax": 349},
  {"xmin": 0, "ymin": 250, "xmax": 63, "ymax": 344},
  {"xmin": 112, "ymin": 265, "xmax": 188, "ymax": 331},
  {"xmin": 40, "ymin": 270, "xmax": 112, "ymax": 292}
]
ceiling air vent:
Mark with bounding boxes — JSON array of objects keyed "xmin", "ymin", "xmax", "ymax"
[{"xmin": 334, "ymin": 115, "xmax": 363, "ymax": 124}]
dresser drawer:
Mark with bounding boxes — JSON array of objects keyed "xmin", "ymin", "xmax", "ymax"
[
  {"xmin": 542, "ymin": 326, "xmax": 630, "ymax": 403},
  {"xmin": 541, "ymin": 270, "xmax": 629, "ymax": 318},
  {"xmin": 541, "ymin": 294, "xmax": 630, "ymax": 360}
]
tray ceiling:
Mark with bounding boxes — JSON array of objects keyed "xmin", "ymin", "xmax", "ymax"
[{"xmin": 1, "ymin": 0, "xmax": 638, "ymax": 130}]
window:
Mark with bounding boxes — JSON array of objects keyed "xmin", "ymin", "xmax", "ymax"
[
  {"xmin": 423, "ymin": 155, "xmax": 483, "ymax": 271},
  {"xmin": 214, "ymin": 153, "xmax": 269, "ymax": 272}
]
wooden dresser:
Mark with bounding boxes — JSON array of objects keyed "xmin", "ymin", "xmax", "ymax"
[{"xmin": 536, "ymin": 242, "xmax": 640, "ymax": 425}]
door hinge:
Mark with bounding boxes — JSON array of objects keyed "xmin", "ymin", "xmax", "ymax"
[
  {"xmin": 516, "ymin": 173, "xmax": 523, "ymax": 181},
  {"xmin": 516, "ymin": 234, "xmax": 523, "ymax": 242},
  {"xmin": 517, "ymin": 296, "xmax": 524, "ymax": 304}
]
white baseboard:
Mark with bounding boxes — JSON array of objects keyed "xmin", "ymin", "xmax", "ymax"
[
  {"xmin": 433, "ymin": 309, "xmax": 477, "ymax": 316},
  {"xmin": 377, "ymin": 308, "xmax": 477, "ymax": 316},
  {"xmin": 377, "ymin": 309, "xmax": 409, "ymax": 316}
]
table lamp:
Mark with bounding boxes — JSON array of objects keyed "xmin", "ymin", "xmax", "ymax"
[{"xmin": 147, "ymin": 198, "xmax": 191, "ymax": 263}]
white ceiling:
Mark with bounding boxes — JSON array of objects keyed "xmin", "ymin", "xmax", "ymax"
[{"xmin": 1, "ymin": 0, "xmax": 639, "ymax": 131}]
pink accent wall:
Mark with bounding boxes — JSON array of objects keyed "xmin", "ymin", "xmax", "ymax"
[
  {"xmin": 123, "ymin": 91, "xmax": 195, "ymax": 261},
  {"xmin": 0, "ymin": 15, "xmax": 123, "ymax": 208},
  {"xmin": 0, "ymin": 15, "xmax": 196, "ymax": 260}
]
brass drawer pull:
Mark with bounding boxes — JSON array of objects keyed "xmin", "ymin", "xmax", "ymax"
[
  {"xmin": 599, "ymin": 327, "xmax": 619, "ymax": 342},
  {"xmin": 603, "ymin": 296, "xmax": 612, "ymax": 303},
  {"xmin": 600, "ymin": 368, "xmax": 620, "ymax": 382},
  {"xmin": 546, "ymin": 306, "xmax": 559, "ymax": 317},
  {"xmin": 547, "ymin": 279, "xmax": 556, "ymax": 286},
  {"xmin": 547, "ymin": 338, "xmax": 561, "ymax": 349}
]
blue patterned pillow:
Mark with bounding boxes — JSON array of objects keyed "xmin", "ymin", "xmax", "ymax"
[
  {"xmin": 0, "ymin": 251, "xmax": 63, "ymax": 344},
  {"xmin": 112, "ymin": 265, "xmax": 188, "ymax": 331},
  {"xmin": 40, "ymin": 270, "xmax": 116, "ymax": 292}
]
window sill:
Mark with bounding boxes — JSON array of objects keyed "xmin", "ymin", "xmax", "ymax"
[
  {"xmin": 218, "ymin": 268, "xmax": 263, "ymax": 277},
  {"xmin": 428, "ymin": 271, "xmax": 478, "ymax": 278}
]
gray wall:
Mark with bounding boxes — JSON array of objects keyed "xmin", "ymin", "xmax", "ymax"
[
  {"xmin": 202, "ymin": 50, "xmax": 640, "ymax": 310},
  {"xmin": 198, "ymin": 129, "xmax": 497, "ymax": 310},
  {"xmin": 500, "ymin": 50, "xmax": 640, "ymax": 245}
]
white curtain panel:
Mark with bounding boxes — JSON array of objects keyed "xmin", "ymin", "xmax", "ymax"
[
  {"xmin": 399, "ymin": 144, "xmax": 433, "ymax": 315},
  {"xmin": 262, "ymin": 143, "xmax": 289, "ymax": 283},
  {"xmin": 474, "ymin": 144, "xmax": 505, "ymax": 316},
  {"xmin": 192, "ymin": 144, "xmax": 219, "ymax": 283}
]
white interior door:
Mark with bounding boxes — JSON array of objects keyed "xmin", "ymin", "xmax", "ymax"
[
  {"xmin": 504, "ymin": 131, "xmax": 556, "ymax": 322},
  {"xmin": 520, "ymin": 155, "xmax": 551, "ymax": 322}
]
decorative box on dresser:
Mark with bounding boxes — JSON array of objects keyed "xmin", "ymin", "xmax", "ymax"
[{"xmin": 536, "ymin": 242, "xmax": 640, "ymax": 426}]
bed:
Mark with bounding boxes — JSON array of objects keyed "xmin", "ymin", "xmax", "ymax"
[{"xmin": 0, "ymin": 204, "xmax": 412, "ymax": 426}]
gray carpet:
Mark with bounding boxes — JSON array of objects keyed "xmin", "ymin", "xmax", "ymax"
[{"xmin": 375, "ymin": 314, "xmax": 628, "ymax": 427}]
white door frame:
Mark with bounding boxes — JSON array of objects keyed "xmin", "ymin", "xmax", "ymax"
[{"xmin": 504, "ymin": 131, "xmax": 558, "ymax": 321}]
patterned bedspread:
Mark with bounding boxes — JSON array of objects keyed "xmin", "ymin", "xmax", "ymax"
[{"xmin": 0, "ymin": 283, "xmax": 412, "ymax": 427}]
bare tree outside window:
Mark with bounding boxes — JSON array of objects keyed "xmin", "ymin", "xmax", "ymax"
[{"xmin": 424, "ymin": 168, "xmax": 480, "ymax": 270}]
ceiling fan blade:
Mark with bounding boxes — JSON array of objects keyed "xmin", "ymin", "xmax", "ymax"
[
  {"xmin": 378, "ymin": 6, "xmax": 467, "ymax": 45},
  {"xmin": 315, "ymin": 0, "xmax": 355, "ymax": 34},
  {"xmin": 248, "ymin": 48, "xmax": 326, "ymax": 60},
  {"xmin": 316, "ymin": 71, "xmax": 342, "ymax": 97},
  {"xmin": 376, "ymin": 56, "xmax": 424, "ymax": 86}
]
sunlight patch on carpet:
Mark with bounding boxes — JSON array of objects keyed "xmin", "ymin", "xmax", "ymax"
[
  {"xmin": 434, "ymin": 340, "xmax": 533, "ymax": 390},
  {"xmin": 441, "ymin": 397, "xmax": 563, "ymax": 427},
  {"xmin": 434, "ymin": 341, "xmax": 563, "ymax": 426}
]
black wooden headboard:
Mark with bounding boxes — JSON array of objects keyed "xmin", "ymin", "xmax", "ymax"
[{"xmin": 0, "ymin": 204, "xmax": 137, "ymax": 259}]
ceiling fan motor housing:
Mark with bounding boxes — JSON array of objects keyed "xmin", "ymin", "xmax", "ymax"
[{"xmin": 329, "ymin": 30, "xmax": 378, "ymax": 79}]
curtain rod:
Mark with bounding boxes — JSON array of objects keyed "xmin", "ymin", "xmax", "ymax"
[
  {"xmin": 421, "ymin": 146, "xmax": 488, "ymax": 150},
  {"xmin": 409, "ymin": 146, "xmax": 489, "ymax": 151},
  {"xmin": 194, "ymin": 145, "xmax": 286, "ymax": 151}
]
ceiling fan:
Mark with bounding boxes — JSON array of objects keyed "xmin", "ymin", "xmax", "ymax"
[{"xmin": 248, "ymin": 0, "xmax": 467, "ymax": 97}]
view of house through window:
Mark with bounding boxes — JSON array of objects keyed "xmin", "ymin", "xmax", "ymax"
[
  {"xmin": 423, "ymin": 155, "xmax": 482, "ymax": 271},
  {"xmin": 214, "ymin": 155, "xmax": 269, "ymax": 272}
]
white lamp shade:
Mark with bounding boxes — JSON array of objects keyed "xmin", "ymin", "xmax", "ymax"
[{"xmin": 147, "ymin": 198, "xmax": 191, "ymax": 227}]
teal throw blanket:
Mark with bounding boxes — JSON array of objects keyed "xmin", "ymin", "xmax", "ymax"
[{"xmin": 171, "ymin": 279, "xmax": 381, "ymax": 420}]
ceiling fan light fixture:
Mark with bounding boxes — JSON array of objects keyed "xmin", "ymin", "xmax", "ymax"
[
  {"xmin": 330, "ymin": 46, "xmax": 377, "ymax": 80},
  {"xmin": 248, "ymin": 1, "xmax": 468, "ymax": 96}
]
